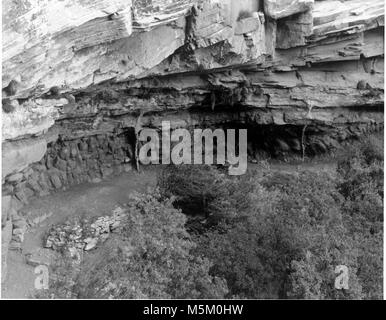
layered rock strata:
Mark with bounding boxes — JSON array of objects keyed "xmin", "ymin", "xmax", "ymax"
[{"xmin": 1, "ymin": 1, "xmax": 384, "ymax": 265}]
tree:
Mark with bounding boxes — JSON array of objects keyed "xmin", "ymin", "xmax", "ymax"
[
  {"xmin": 337, "ymin": 135, "xmax": 383, "ymax": 299},
  {"xmin": 42, "ymin": 189, "xmax": 228, "ymax": 299},
  {"xmin": 195, "ymin": 170, "xmax": 365, "ymax": 299},
  {"xmin": 158, "ymin": 164, "xmax": 253, "ymax": 224}
]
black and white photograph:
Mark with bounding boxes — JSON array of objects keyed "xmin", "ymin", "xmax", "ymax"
[{"xmin": 0, "ymin": 0, "xmax": 384, "ymax": 304}]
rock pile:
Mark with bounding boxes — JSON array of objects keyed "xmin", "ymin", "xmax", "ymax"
[{"xmin": 44, "ymin": 206, "xmax": 126, "ymax": 255}]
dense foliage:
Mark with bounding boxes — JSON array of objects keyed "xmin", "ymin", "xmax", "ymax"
[
  {"xmin": 158, "ymin": 164, "xmax": 253, "ymax": 223},
  {"xmin": 336, "ymin": 136, "xmax": 383, "ymax": 299},
  {"xmin": 41, "ymin": 136, "xmax": 383, "ymax": 299},
  {"xmin": 40, "ymin": 191, "xmax": 228, "ymax": 299},
  {"xmin": 195, "ymin": 171, "xmax": 364, "ymax": 299}
]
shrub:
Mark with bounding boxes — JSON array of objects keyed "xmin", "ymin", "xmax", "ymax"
[
  {"xmin": 361, "ymin": 135, "xmax": 383, "ymax": 164},
  {"xmin": 158, "ymin": 164, "xmax": 253, "ymax": 224},
  {"xmin": 39, "ymin": 189, "xmax": 228, "ymax": 299},
  {"xmin": 336, "ymin": 135, "xmax": 384, "ymax": 299},
  {"xmin": 337, "ymin": 135, "xmax": 383, "ymax": 197},
  {"xmin": 37, "ymin": 134, "xmax": 383, "ymax": 300},
  {"xmin": 195, "ymin": 170, "xmax": 365, "ymax": 299}
]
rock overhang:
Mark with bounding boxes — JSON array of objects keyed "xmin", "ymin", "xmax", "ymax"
[{"xmin": 1, "ymin": 0, "xmax": 384, "ymax": 189}]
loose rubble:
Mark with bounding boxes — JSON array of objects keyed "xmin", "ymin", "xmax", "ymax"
[{"xmin": 44, "ymin": 207, "xmax": 126, "ymax": 257}]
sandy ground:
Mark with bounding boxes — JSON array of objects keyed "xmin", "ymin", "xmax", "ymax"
[
  {"xmin": 1, "ymin": 161, "xmax": 336, "ymax": 299},
  {"xmin": 2, "ymin": 167, "xmax": 159, "ymax": 298}
]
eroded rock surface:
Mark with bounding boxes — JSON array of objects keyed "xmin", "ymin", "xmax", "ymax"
[
  {"xmin": 1, "ymin": 1, "xmax": 384, "ymax": 290},
  {"xmin": 1, "ymin": 0, "xmax": 384, "ymax": 203}
]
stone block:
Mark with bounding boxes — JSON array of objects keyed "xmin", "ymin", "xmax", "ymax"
[
  {"xmin": 2, "ymin": 138, "xmax": 47, "ymax": 178},
  {"xmin": 26, "ymin": 178, "xmax": 42, "ymax": 194},
  {"xmin": 59, "ymin": 147, "xmax": 71, "ymax": 160},
  {"xmin": 6, "ymin": 172, "xmax": 24, "ymax": 184},
  {"xmin": 54, "ymin": 157, "xmax": 67, "ymax": 171},
  {"xmin": 8, "ymin": 241, "xmax": 22, "ymax": 251},
  {"xmin": 276, "ymin": 9, "xmax": 313, "ymax": 49},
  {"xmin": 49, "ymin": 173, "xmax": 62, "ymax": 189},
  {"xmin": 264, "ymin": 0, "xmax": 314, "ymax": 20},
  {"xmin": 13, "ymin": 219, "xmax": 27, "ymax": 229},
  {"xmin": 14, "ymin": 188, "xmax": 28, "ymax": 204},
  {"xmin": 12, "ymin": 233, "xmax": 24, "ymax": 243},
  {"xmin": 234, "ymin": 17, "xmax": 261, "ymax": 35},
  {"xmin": 13, "ymin": 228, "xmax": 25, "ymax": 235}
]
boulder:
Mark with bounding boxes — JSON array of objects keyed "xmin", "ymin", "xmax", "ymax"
[
  {"xmin": 2, "ymin": 99, "xmax": 58, "ymax": 141},
  {"xmin": 84, "ymin": 238, "xmax": 98, "ymax": 251},
  {"xmin": 276, "ymin": 7, "xmax": 313, "ymax": 49},
  {"xmin": 2, "ymin": 138, "xmax": 47, "ymax": 178}
]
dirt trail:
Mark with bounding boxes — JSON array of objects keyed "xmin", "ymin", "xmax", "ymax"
[
  {"xmin": 2, "ymin": 160, "xmax": 336, "ymax": 298},
  {"xmin": 2, "ymin": 167, "xmax": 158, "ymax": 298}
]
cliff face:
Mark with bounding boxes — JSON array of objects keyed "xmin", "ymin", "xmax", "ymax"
[{"xmin": 1, "ymin": 0, "xmax": 384, "ymax": 205}]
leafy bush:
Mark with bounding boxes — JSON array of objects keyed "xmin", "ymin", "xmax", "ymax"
[
  {"xmin": 194, "ymin": 170, "xmax": 364, "ymax": 299},
  {"xmin": 38, "ymin": 134, "xmax": 383, "ymax": 300},
  {"xmin": 360, "ymin": 135, "xmax": 383, "ymax": 164},
  {"xmin": 338, "ymin": 135, "xmax": 383, "ymax": 197},
  {"xmin": 39, "ymin": 189, "xmax": 228, "ymax": 299},
  {"xmin": 158, "ymin": 164, "xmax": 253, "ymax": 224},
  {"xmin": 336, "ymin": 135, "xmax": 383, "ymax": 299},
  {"xmin": 157, "ymin": 145, "xmax": 383, "ymax": 300}
]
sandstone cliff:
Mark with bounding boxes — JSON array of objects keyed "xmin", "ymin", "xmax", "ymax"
[{"xmin": 1, "ymin": 0, "xmax": 384, "ymax": 209}]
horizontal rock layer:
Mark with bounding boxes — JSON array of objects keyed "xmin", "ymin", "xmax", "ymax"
[
  {"xmin": 1, "ymin": 0, "xmax": 384, "ymax": 194},
  {"xmin": 3, "ymin": 0, "xmax": 383, "ymax": 97}
]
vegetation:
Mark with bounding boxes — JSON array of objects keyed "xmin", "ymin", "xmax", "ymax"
[
  {"xmin": 40, "ymin": 135, "xmax": 383, "ymax": 299},
  {"xmin": 337, "ymin": 135, "xmax": 383, "ymax": 299},
  {"xmin": 196, "ymin": 170, "xmax": 365, "ymax": 299},
  {"xmin": 158, "ymin": 164, "xmax": 253, "ymax": 223},
  {"xmin": 39, "ymin": 190, "xmax": 227, "ymax": 299}
]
